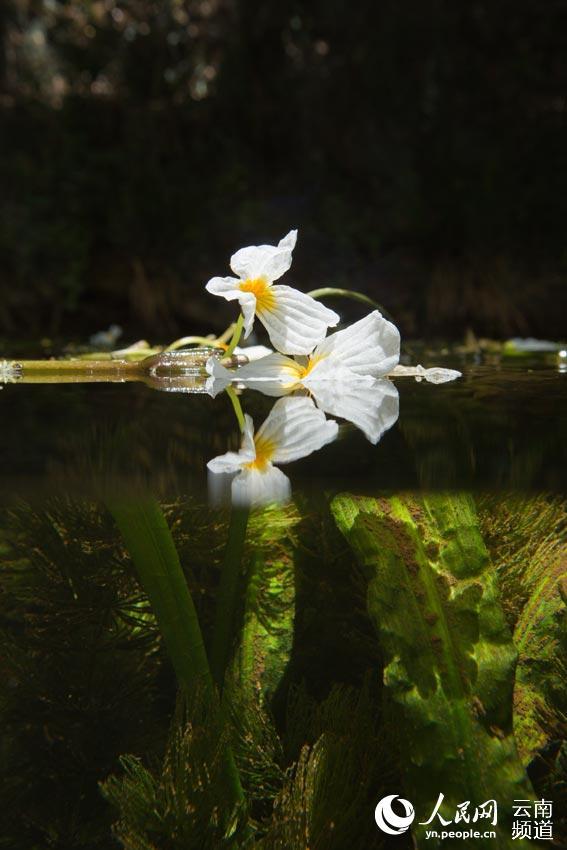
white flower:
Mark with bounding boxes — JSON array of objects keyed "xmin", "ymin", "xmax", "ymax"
[
  {"xmin": 205, "ymin": 230, "xmax": 340, "ymax": 355},
  {"xmin": 207, "ymin": 396, "xmax": 338, "ymax": 507},
  {"xmin": 206, "ymin": 310, "xmax": 401, "ymax": 443}
]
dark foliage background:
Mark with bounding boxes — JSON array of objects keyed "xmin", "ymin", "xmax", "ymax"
[{"xmin": 1, "ymin": 0, "xmax": 566, "ymax": 342}]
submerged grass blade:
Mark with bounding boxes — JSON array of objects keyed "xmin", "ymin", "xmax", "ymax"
[
  {"xmin": 106, "ymin": 496, "xmax": 213, "ymax": 699},
  {"xmin": 106, "ymin": 498, "xmax": 249, "ymax": 827},
  {"xmin": 331, "ymin": 493, "xmax": 535, "ymax": 849}
]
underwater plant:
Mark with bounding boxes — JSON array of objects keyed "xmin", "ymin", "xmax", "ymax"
[{"xmin": 2, "ymin": 230, "xmax": 564, "ymax": 850}]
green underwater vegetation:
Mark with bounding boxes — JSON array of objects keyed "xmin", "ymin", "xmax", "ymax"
[
  {"xmin": 0, "ymin": 491, "xmax": 565, "ymax": 849},
  {"xmin": 0, "ymin": 234, "xmax": 565, "ymax": 849}
]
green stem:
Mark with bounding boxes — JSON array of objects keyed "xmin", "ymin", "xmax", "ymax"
[
  {"xmin": 306, "ymin": 287, "xmax": 418, "ymax": 357},
  {"xmin": 165, "ymin": 335, "xmax": 224, "ymax": 351},
  {"xmin": 224, "ymin": 313, "xmax": 244, "ymax": 358},
  {"xmin": 307, "ymin": 286, "xmax": 397, "ymax": 324},
  {"xmin": 226, "ymin": 386, "xmax": 246, "ymax": 432},
  {"xmin": 210, "ymin": 507, "xmax": 250, "ymax": 691}
]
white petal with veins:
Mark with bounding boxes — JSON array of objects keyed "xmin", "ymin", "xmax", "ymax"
[
  {"xmin": 257, "ymin": 396, "xmax": 338, "ymax": 464},
  {"xmin": 231, "ymin": 352, "xmax": 302, "ymax": 396},
  {"xmin": 257, "ymin": 286, "xmax": 340, "ymax": 355},
  {"xmin": 307, "ymin": 375, "xmax": 399, "ymax": 444},
  {"xmin": 312, "ymin": 310, "xmax": 400, "ymax": 377},
  {"xmin": 205, "ymin": 276, "xmax": 242, "ymax": 299},
  {"xmin": 230, "ymin": 230, "xmax": 297, "ymax": 282}
]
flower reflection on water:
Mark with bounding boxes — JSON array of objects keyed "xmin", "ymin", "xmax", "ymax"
[{"xmin": 207, "ymin": 396, "xmax": 338, "ymax": 508}]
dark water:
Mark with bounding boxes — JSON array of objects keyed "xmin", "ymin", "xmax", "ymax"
[
  {"xmin": 1, "ymin": 361, "xmax": 566, "ymax": 498},
  {"xmin": 0, "ymin": 357, "xmax": 565, "ymax": 849}
]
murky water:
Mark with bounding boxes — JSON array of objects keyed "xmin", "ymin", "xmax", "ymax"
[{"xmin": 0, "ymin": 356, "xmax": 565, "ymax": 849}]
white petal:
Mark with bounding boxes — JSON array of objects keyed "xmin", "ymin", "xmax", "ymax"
[
  {"xmin": 230, "ymin": 230, "xmax": 297, "ymax": 282},
  {"xmin": 257, "ymin": 286, "xmax": 340, "ymax": 355},
  {"xmin": 233, "ymin": 345, "xmax": 274, "ymax": 361},
  {"xmin": 231, "ymin": 465, "xmax": 292, "ymax": 508},
  {"xmin": 239, "ymin": 292, "xmax": 257, "ymax": 338},
  {"xmin": 207, "ymin": 450, "xmax": 248, "ymax": 474},
  {"xmin": 231, "ymin": 352, "xmax": 302, "ymax": 396},
  {"xmin": 256, "ymin": 395, "xmax": 338, "ymax": 464},
  {"xmin": 206, "ymin": 414, "xmax": 256, "ymax": 472},
  {"xmin": 308, "ymin": 374, "xmax": 399, "ymax": 444},
  {"xmin": 205, "ymin": 276, "xmax": 242, "ymax": 300},
  {"xmin": 205, "ymin": 357, "xmax": 232, "ymax": 398},
  {"xmin": 206, "ymin": 352, "xmax": 301, "ymax": 398},
  {"xmin": 278, "ymin": 230, "xmax": 297, "ymax": 251},
  {"xmin": 205, "ymin": 277, "xmax": 257, "ymax": 338},
  {"xmin": 312, "ymin": 310, "xmax": 400, "ymax": 377}
]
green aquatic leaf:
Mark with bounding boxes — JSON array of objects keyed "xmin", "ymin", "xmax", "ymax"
[
  {"xmin": 106, "ymin": 496, "xmax": 213, "ymax": 698},
  {"xmin": 106, "ymin": 497, "xmax": 247, "ymax": 814},
  {"xmin": 331, "ymin": 493, "xmax": 535, "ymax": 849},
  {"xmin": 235, "ymin": 505, "xmax": 299, "ymax": 703}
]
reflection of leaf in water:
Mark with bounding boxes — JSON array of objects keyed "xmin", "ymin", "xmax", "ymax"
[
  {"xmin": 479, "ymin": 495, "xmax": 567, "ymax": 761},
  {"xmin": 332, "ymin": 493, "xmax": 534, "ymax": 849}
]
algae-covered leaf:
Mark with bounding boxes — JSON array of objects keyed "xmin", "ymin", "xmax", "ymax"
[
  {"xmin": 237, "ymin": 506, "xmax": 298, "ymax": 701},
  {"xmin": 478, "ymin": 495, "xmax": 567, "ymax": 761},
  {"xmin": 331, "ymin": 493, "xmax": 535, "ymax": 849}
]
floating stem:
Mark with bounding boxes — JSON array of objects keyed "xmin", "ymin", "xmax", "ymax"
[{"xmin": 165, "ymin": 335, "xmax": 225, "ymax": 351}]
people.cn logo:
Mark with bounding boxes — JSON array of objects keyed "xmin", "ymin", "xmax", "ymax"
[{"xmin": 374, "ymin": 795, "xmax": 415, "ymax": 835}]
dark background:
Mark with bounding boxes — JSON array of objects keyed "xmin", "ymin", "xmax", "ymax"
[{"xmin": 1, "ymin": 0, "xmax": 566, "ymax": 344}]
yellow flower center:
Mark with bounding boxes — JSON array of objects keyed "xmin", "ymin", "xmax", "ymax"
[
  {"xmin": 296, "ymin": 355, "xmax": 324, "ymax": 379},
  {"xmin": 239, "ymin": 277, "xmax": 276, "ymax": 313},
  {"xmin": 245, "ymin": 434, "xmax": 275, "ymax": 471}
]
